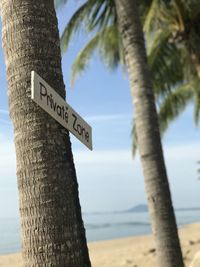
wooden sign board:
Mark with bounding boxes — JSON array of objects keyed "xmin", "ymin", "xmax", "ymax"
[{"xmin": 31, "ymin": 71, "xmax": 92, "ymax": 150}]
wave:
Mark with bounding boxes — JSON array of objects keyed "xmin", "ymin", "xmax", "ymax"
[{"xmin": 85, "ymin": 221, "xmax": 150, "ymax": 230}]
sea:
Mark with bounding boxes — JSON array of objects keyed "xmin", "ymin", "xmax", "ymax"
[{"xmin": 0, "ymin": 209, "xmax": 200, "ymax": 255}]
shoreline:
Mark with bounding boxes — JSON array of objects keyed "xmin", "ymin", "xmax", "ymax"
[{"xmin": 0, "ymin": 222, "xmax": 200, "ymax": 267}]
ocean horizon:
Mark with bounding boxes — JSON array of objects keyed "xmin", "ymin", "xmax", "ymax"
[{"xmin": 0, "ymin": 208, "xmax": 200, "ymax": 255}]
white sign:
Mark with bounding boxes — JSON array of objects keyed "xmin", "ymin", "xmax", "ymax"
[{"xmin": 31, "ymin": 71, "xmax": 92, "ymax": 150}]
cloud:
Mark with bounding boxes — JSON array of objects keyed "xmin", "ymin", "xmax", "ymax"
[
  {"xmin": 74, "ymin": 149, "xmax": 135, "ymax": 165},
  {"xmin": 0, "ymin": 132, "xmax": 198, "ymax": 214},
  {"xmin": 164, "ymin": 143, "xmax": 200, "ymax": 161},
  {"xmin": 74, "ymin": 142, "xmax": 200, "ymax": 165},
  {"xmin": 73, "ymin": 142, "xmax": 200, "ymax": 211}
]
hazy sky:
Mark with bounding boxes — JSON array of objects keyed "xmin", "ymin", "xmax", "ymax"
[{"xmin": 0, "ymin": 1, "xmax": 199, "ymax": 218}]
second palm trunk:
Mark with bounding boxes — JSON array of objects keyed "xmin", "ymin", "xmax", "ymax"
[{"xmin": 115, "ymin": 1, "xmax": 184, "ymax": 267}]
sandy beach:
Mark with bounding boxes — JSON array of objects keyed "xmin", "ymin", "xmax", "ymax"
[{"xmin": 0, "ymin": 222, "xmax": 200, "ymax": 267}]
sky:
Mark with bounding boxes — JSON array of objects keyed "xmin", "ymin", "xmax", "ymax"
[{"xmin": 0, "ymin": 1, "xmax": 200, "ymax": 218}]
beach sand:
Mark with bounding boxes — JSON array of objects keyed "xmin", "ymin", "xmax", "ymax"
[{"xmin": 0, "ymin": 222, "xmax": 200, "ymax": 267}]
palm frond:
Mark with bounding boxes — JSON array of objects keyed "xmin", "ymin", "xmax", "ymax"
[
  {"xmin": 60, "ymin": 1, "xmax": 117, "ymax": 54},
  {"xmin": 147, "ymin": 29, "xmax": 183, "ymax": 96},
  {"xmin": 181, "ymin": 47, "xmax": 199, "ymax": 81},
  {"xmin": 60, "ymin": 2, "xmax": 91, "ymax": 53},
  {"xmin": 173, "ymin": 0, "xmax": 185, "ymax": 31},
  {"xmin": 71, "ymin": 33, "xmax": 100, "ymax": 86},
  {"xmin": 139, "ymin": 0, "xmax": 153, "ymax": 24},
  {"xmin": 143, "ymin": 0, "xmax": 159, "ymax": 34},
  {"xmin": 99, "ymin": 25, "xmax": 124, "ymax": 70},
  {"xmin": 143, "ymin": 0, "xmax": 175, "ymax": 35},
  {"xmin": 88, "ymin": 0, "xmax": 116, "ymax": 31},
  {"xmin": 71, "ymin": 25, "xmax": 124, "ymax": 85},
  {"xmin": 88, "ymin": 0, "xmax": 108, "ymax": 30},
  {"xmin": 189, "ymin": 0, "xmax": 200, "ymax": 18},
  {"xmin": 158, "ymin": 83, "xmax": 193, "ymax": 134}
]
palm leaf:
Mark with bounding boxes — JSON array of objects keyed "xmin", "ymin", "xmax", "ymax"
[
  {"xmin": 99, "ymin": 25, "xmax": 124, "ymax": 70},
  {"xmin": 143, "ymin": 0, "xmax": 159, "ymax": 33},
  {"xmin": 158, "ymin": 83, "xmax": 193, "ymax": 134},
  {"xmin": 60, "ymin": 2, "xmax": 91, "ymax": 53},
  {"xmin": 71, "ymin": 25, "xmax": 124, "ymax": 85},
  {"xmin": 172, "ymin": 0, "xmax": 185, "ymax": 31},
  {"xmin": 143, "ymin": 0, "xmax": 175, "ymax": 35},
  {"xmin": 189, "ymin": 0, "xmax": 200, "ymax": 18},
  {"xmin": 131, "ymin": 82, "xmax": 193, "ymax": 154},
  {"xmin": 88, "ymin": 0, "xmax": 116, "ymax": 31},
  {"xmin": 147, "ymin": 29, "xmax": 183, "ymax": 96},
  {"xmin": 71, "ymin": 33, "xmax": 100, "ymax": 86},
  {"xmin": 88, "ymin": 0, "xmax": 108, "ymax": 30}
]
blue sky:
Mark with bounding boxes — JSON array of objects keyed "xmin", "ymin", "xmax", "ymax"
[{"xmin": 0, "ymin": 1, "xmax": 200, "ymax": 218}]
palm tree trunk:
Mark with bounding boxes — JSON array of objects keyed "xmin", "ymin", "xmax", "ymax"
[
  {"xmin": 115, "ymin": 1, "xmax": 184, "ymax": 267},
  {"xmin": 0, "ymin": 1, "xmax": 91, "ymax": 266}
]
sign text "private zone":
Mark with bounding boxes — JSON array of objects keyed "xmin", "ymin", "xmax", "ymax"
[{"xmin": 31, "ymin": 71, "xmax": 92, "ymax": 150}]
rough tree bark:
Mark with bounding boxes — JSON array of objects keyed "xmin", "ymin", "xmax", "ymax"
[
  {"xmin": 0, "ymin": 0, "xmax": 91, "ymax": 266},
  {"xmin": 115, "ymin": 1, "xmax": 184, "ymax": 267}
]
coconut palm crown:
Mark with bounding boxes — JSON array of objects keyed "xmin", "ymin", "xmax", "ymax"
[
  {"xmin": 145, "ymin": 0, "xmax": 200, "ymax": 130},
  {"xmin": 56, "ymin": 0, "xmax": 200, "ymax": 145}
]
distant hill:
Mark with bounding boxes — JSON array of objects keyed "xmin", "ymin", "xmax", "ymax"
[
  {"xmin": 125, "ymin": 205, "xmax": 200, "ymax": 213},
  {"xmin": 83, "ymin": 205, "xmax": 200, "ymax": 215},
  {"xmin": 126, "ymin": 204, "xmax": 148, "ymax": 213}
]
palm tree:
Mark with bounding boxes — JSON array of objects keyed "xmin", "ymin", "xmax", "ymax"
[
  {"xmin": 0, "ymin": 0, "xmax": 91, "ymax": 266},
  {"xmin": 60, "ymin": 1, "xmax": 200, "ymax": 143},
  {"xmin": 58, "ymin": 0, "xmax": 184, "ymax": 266},
  {"xmin": 115, "ymin": 1, "xmax": 184, "ymax": 266}
]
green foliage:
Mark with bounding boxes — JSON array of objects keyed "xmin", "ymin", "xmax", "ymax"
[
  {"xmin": 71, "ymin": 25, "xmax": 124, "ymax": 85},
  {"xmin": 60, "ymin": 0, "xmax": 122, "ymax": 84},
  {"xmin": 158, "ymin": 83, "xmax": 193, "ymax": 133},
  {"xmin": 131, "ymin": 0, "xmax": 200, "ymax": 156},
  {"xmin": 147, "ymin": 29, "xmax": 183, "ymax": 96},
  {"xmin": 60, "ymin": 2, "xmax": 91, "ymax": 53},
  {"xmin": 71, "ymin": 32, "xmax": 100, "ymax": 85},
  {"xmin": 145, "ymin": 0, "xmax": 200, "ymax": 80},
  {"xmin": 57, "ymin": 0, "xmax": 200, "ymax": 156}
]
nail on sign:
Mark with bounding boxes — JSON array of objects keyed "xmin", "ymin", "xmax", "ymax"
[{"xmin": 31, "ymin": 71, "xmax": 92, "ymax": 150}]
